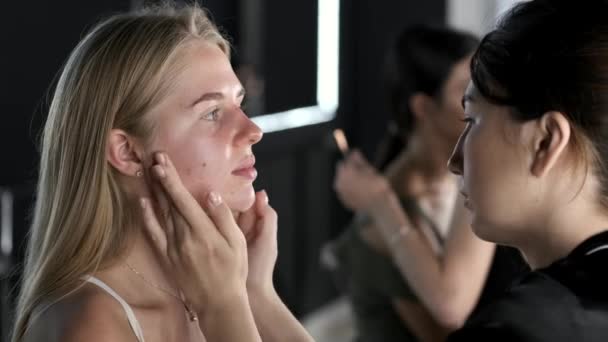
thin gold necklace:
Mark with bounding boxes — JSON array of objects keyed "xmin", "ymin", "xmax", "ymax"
[{"xmin": 125, "ymin": 262, "xmax": 198, "ymax": 322}]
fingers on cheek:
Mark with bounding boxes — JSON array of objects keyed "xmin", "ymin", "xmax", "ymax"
[
  {"xmin": 241, "ymin": 221, "xmax": 254, "ymax": 238},
  {"xmin": 245, "ymin": 230, "xmax": 256, "ymax": 243}
]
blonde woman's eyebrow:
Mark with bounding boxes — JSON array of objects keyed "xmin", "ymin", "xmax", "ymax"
[
  {"xmin": 190, "ymin": 87, "xmax": 246, "ymax": 107},
  {"xmin": 191, "ymin": 92, "xmax": 223, "ymax": 107}
]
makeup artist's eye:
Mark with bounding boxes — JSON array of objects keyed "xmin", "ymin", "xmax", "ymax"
[
  {"xmin": 202, "ymin": 109, "xmax": 220, "ymax": 121},
  {"xmin": 460, "ymin": 117, "xmax": 475, "ymax": 124}
]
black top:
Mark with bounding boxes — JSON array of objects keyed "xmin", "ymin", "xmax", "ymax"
[
  {"xmin": 449, "ymin": 231, "xmax": 608, "ymax": 342},
  {"xmin": 468, "ymin": 244, "xmax": 530, "ymax": 319}
]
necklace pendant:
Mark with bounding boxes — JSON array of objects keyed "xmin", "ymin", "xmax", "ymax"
[
  {"xmin": 126, "ymin": 263, "xmax": 198, "ymax": 322},
  {"xmin": 185, "ymin": 304, "xmax": 198, "ymax": 322}
]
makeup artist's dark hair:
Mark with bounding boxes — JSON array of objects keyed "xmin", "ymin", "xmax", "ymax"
[{"xmin": 471, "ymin": 0, "xmax": 608, "ymax": 207}]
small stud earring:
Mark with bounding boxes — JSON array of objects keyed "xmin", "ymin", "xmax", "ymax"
[{"xmin": 136, "ymin": 170, "xmax": 143, "ymax": 178}]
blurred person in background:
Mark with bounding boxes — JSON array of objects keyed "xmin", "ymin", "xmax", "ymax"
[{"xmin": 332, "ymin": 25, "xmax": 527, "ymax": 342}]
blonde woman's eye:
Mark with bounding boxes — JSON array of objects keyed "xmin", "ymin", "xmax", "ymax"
[{"xmin": 202, "ymin": 109, "xmax": 220, "ymax": 121}]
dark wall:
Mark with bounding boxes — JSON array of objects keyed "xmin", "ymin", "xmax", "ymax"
[
  {"xmin": 234, "ymin": 0, "xmax": 319, "ymax": 115},
  {"xmin": 263, "ymin": 0, "xmax": 318, "ymax": 113},
  {"xmin": 0, "ymin": 1, "xmax": 131, "ymax": 188}
]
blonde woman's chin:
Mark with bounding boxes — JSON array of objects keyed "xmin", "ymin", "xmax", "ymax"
[
  {"xmin": 229, "ymin": 190, "xmax": 256, "ymax": 225},
  {"xmin": 224, "ymin": 186, "xmax": 258, "ymax": 213}
]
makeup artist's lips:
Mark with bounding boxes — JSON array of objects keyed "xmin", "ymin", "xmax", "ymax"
[{"xmin": 232, "ymin": 156, "xmax": 257, "ymax": 181}]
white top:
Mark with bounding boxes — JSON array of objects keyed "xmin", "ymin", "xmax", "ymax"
[{"xmin": 83, "ymin": 276, "xmax": 145, "ymax": 342}]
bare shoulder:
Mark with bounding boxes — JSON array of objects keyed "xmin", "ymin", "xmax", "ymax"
[{"xmin": 23, "ymin": 282, "xmax": 136, "ymax": 342}]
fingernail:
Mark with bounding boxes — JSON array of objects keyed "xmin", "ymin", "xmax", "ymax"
[
  {"xmin": 156, "ymin": 152, "xmax": 166, "ymax": 166},
  {"xmin": 208, "ymin": 191, "xmax": 222, "ymax": 206},
  {"xmin": 261, "ymin": 190, "xmax": 269, "ymax": 204},
  {"xmin": 140, "ymin": 197, "xmax": 147, "ymax": 209},
  {"xmin": 154, "ymin": 165, "xmax": 166, "ymax": 178}
]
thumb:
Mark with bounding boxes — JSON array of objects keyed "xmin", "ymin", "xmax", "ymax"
[{"xmin": 254, "ymin": 191, "xmax": 278, "ymax": 239}]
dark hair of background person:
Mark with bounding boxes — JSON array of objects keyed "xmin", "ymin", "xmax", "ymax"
[
  {"xmin": 374, "ymin": 26, "xmax": 479, "ymax": 171},
  {"xmin": 471, "ymin": 0, "xmax": 608, "ymax": 207}
]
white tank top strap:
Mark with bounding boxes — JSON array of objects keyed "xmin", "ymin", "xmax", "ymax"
[{"xmin": 83, "ymin": 276, "xmax": 146, "ymax": 342}]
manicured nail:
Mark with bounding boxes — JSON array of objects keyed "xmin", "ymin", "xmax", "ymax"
[
  {"xmin": 156, "ymin": 152, "xmax": 166, "ymax": 166},
  {"xmin": 140, "ymin": 197, "xmax": 147, "ymax": 209},
  {"xmin": 153, "ymin": 165, "xmax": 166, "ymax": 178},
  {"xmin": 261, "ymin": 190, "xmax": 269, "ymax": 204},
  {"xmin": 208, "ymin": 191, "xmax": 222, "ymax": 206}
]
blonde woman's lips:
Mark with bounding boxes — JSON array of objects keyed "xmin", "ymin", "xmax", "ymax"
[
  {"xmin": 232, "ymin": 166, "xmax": 258, "ymax": 181},
  {"xmin": 233, "ymin": 155, "xmax": 257, "ymax": 180}
]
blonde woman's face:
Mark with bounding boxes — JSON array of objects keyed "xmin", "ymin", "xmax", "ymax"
[{"xmin": 148, "ymin": 41, "xmax": 263, "ymax": 212}]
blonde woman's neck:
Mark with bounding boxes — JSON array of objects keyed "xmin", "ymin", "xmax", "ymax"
[{"xmin": 96, "ymin": 226, "xmax": 181, "ymax": 305}]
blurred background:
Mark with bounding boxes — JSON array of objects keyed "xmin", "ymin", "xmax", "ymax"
[{"xmin": 0, "ymin": 0, "xmax": 523, "ymax": 340}]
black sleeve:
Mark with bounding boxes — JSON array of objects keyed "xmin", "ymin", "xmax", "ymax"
[{"xmin": 447, "ymin": 322, "xmax": 527, "ymax": 342}]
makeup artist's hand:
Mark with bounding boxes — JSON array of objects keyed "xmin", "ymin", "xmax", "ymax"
[
  {"xmin": 334, "ymin": 150, "xmax": 393, "ymax": 213},
  {"xmin": 141, "ymin": 152, "xmax": 252, "ymax": 322},
  {"xmin": 237, "ymin": 191, "xmax": 279, "ymax": 295}
]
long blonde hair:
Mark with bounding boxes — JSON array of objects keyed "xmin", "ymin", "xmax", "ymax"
[{"xmin": 12, "ymin": 4, "xmax": 229, "ymax": 341}]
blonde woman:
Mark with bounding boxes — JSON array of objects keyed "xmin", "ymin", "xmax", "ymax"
[{"xmin": 13, "ymin": 4, "xmax": 312, "ymax": 342}]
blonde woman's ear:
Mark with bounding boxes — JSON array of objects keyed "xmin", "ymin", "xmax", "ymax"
[{"xmin": 107, "ymin": 128, "xmax": 144, "ymax": 177}]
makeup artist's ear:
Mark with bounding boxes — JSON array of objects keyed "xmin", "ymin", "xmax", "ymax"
[
  {"xmin": 530, "ymin": 111, "xmax": 571, "ymax": 178},
  {"xmin": 107, "ymin": 129, "xmax": 144, "ymax": 177}
]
